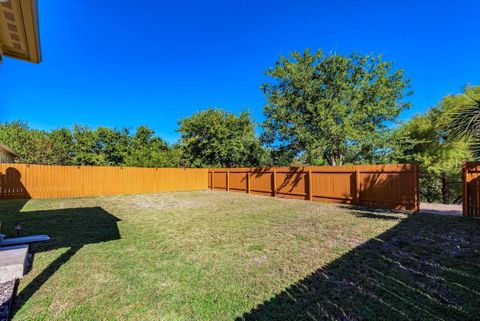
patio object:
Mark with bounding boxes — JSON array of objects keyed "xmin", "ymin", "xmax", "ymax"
[
  {"xmin": 0, "ymin": 235, "xmax": 50, "ymax": 247},
  {"xmin": 0, "ymin": 244, "xmax": 28, "ymax": 283}
]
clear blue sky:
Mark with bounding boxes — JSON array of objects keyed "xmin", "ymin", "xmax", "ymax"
[{"xmin": 1, "ymin": 0, "xmax": 479, "ymax": 143}]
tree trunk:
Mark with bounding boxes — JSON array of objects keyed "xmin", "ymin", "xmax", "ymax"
[
  {"xmin": 329, "ymin": 154, "xmax": 343, "ymax": 166},
  {"xmin": 420, "ymin": 191, "xmax": 432, "ymax": 203},
  {"xmin": 330, "ymin": 157, "xmax": 336, "ymax": 166},
  {"xmin": 441, "ymin": 173, "xmax": 450, "ymax": 204}
]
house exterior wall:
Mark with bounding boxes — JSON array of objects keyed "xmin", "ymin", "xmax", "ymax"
[{"xmin": 0, "ymin": 150, "xmax": 15, "ymax": 163}]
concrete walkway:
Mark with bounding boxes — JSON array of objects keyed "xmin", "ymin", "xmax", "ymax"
[{"xmin": 420, "ymin": 203, "xmax": 462, "ymax": 216}]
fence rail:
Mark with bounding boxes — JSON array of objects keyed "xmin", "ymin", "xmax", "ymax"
[
  {"xmin": 209, "ymin": 164, "xmax": 420, "ymax": 211},
  {"xmin": 0, "ymin": 164, "xmax": 208, "ymax": 199}
]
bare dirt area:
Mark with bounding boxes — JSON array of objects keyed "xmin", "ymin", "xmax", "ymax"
[{"xmin": 420, "ymin": 203, "xmax": 463, "ymax": 216}]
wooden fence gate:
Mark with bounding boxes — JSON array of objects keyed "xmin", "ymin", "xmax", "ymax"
[{"xmin": 462, "ymin": 162, "xmax": 480, "ymax": 217}]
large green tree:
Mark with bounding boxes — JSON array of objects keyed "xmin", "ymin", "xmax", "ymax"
[
  {"xmin": 0, "ymin": 121, "xmax": 51, "ymax": 164},
  {"xmin": 391, "ymin": 92, "xmax": 472, "ymax": 203},
  {"xmin": 125, "ymin": 126, "xmax": 176, "ymax": 167},
  {"xmin": 261, "ymin": 49, "xmax": 412, "ymax": 166},
  {"xmin": 71, "ymin": 125, "xmax": 106, "ymax": 165},
  {"xmin": 48, "ymin": 128, "xmax": 74, "ymax": 165},
  {"xmin": 96, "ymin": 126, "xmax": 130, "ymax": 166},
  {"xmin": 178, "ymin": 109, "xmax": 266, "ymax": 167}
]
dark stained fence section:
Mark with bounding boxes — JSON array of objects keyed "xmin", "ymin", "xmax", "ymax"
[
  {"xmin": 463, "ymin": 162, "xmax": 480, "ymax": 217},
  {"xmin": 209, "ymin": 164, "xmax": 420, "ymax": 211}
]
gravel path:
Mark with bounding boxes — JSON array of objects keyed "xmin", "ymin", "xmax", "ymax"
[
  {"xmin": 0, "ymin": 281, "xmax": 15, "ymax": 321},
  {"xmin": 420, "ymin": 203, "xmax": 462, "ymax": 216}
]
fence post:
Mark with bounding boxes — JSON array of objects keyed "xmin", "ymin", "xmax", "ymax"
[
  {"xmin": 355, "ymin": 168, "xmax": 360, "ymax": 205},
  {"xmin": 247, "ymin": 171, "xmax": 251, "ymax": 194},
  {"xmin": 414, "ymin": 164, "xmax": 420, "ymax": 212},
  {"xmin": 462, "ymin": 163, "xmax": 468, "ymax": 217},
  {"xmin": 211, "ymin": 170, "xmax": 215, "ymax": 190},
  {"xmin": 308, "ymin": 170, "xmax": 313, "ymax": 201},
  {"xmin": 226, "ymin": 170, "xmax": 229, "ymax": 192},
  {"xmin": 273, "ymin": 169, "xmax": 277, "ymax": 197}
]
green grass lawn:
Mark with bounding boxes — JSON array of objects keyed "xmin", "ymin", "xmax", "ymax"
[{"xmin": 1, "ymin": 191, "xmax": 479, "ymax": 321}]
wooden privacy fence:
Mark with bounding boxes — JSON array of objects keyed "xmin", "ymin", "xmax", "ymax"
[
  {"xmin": 0, "ymin": 163, "xmax": 419, "ymax": 211},
  {"xmin": 0, "ymin": 164, "xmax": 208, "ymax": 199},
  {"xmin": 209, "ymin": 164, "xmax": 420, "ymax": 211},
  {"xmin": 462, "ymin": 162, "xmax": 480, "ymax": 217}
]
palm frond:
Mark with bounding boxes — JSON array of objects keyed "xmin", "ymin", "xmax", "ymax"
[
  {"xmin": 449, "ymin": 97, "xmax": 480, "ymax": 160},
  {"xmin": 449, "ymin": 101, "xmax": 480, "ymax": 140},
  {"xmin": 470, "ymin": 144, "xmax": 480, "ymax": 160}
]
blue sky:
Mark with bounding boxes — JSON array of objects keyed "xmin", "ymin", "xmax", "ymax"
[{"xmin": 1, "ymin": 0, "xmax": 479, "ymax": 143}]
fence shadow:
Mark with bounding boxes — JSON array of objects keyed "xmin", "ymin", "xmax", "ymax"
[
  {"xmin": 274, "ymin": 167, "xmax": 305, "ymax": 196},
  {"xmin": 0, "ymin": 201, "xmax": 121, "ymax": 316},
  {"xmin": 0, "ymin": 167, "xmax": 31, "ymax": 199},
  {"xmin": 248, "ymin": 167, "xmax": 307, "ymax": 198},
  {"xmin": 339, "ymin": 204, "xmax": 410, "ymax": 220},
  {"xmin": 360, "ymin": 169, "xmax": 417, "ymax": 211},
  {"xmin": 236, "ymin": 210, "xmax": 480, "ymax": 321}
]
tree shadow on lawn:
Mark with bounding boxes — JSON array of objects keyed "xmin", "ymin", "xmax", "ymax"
[
  {"xmin": 237, "ymin": 209, "xmax": 480, "ymax": 321},
  {"xmin": 0, "ymin": 199, "xmax": 121, "ymax": 317}
]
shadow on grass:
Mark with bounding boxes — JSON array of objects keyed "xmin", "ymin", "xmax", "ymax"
[
  {"xmin": 237, "ymin": 210, "xmax": 480, "ymax": 321},
  {"xmin": 341, "ymin": 205, "xmax": 410, "ymax": 221},
  {"xmin": 0, "ymin": 199, "xmax": 121, "ymax": 317}
]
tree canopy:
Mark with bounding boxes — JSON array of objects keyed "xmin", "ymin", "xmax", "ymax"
[
  {"xmin": 391, "ymin": 91, "xmax": 472, "ymax": 203},
  {"xmin": 261, "ymin": 49, "xmax": 412, "ymax": 165},
  {"xmin": 0, "ymin": 122, "xmax": 176, "ymax": 167},
  {"xmin": 177, "ymin": 108, "xmax": 266, "ymax": 167},
  {"xmin": 449, "ymin": 86, "xmax": 480, "ymax": 158}
]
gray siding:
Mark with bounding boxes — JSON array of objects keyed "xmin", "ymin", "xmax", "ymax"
[{"xmin": 0, "ymin": 151, "xmax": 15, "ymax": 163}]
